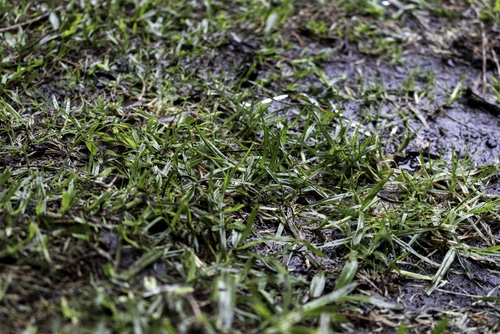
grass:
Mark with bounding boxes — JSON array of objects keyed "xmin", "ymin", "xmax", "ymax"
[{"xmin": 1, "ymin": 0, "xmax": 500, "ymax": 333}]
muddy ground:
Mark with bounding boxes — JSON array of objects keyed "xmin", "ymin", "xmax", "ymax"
[
  {"xmin": 2, "ymin": 2, "xmax": 500, "ymax": 332},
  {"xmin": 186, "ymin": 6, "xmax": 500, "ymax": 326}
]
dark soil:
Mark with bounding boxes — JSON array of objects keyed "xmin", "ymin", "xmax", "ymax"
[
  {"xmin": 201, "ymin": 9, "xmax": 500, "ymax": 323},
  {"xmin": 2, "ymin": 2, "xmax": 500, "ymax": 332},
  {"xmin": 31, "ymin": 21, "xmax": 500, "ymax": 321}
]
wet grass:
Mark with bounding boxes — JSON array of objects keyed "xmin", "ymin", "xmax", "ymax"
[{"xmin": 1, "ymin": 0, "xmax": 500, "ymax": 333}]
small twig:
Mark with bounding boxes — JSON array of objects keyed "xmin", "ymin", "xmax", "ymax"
[
  {"xmin": 480, "ymin": 28, "xmax": 488, "ymax": 95},
  {"xmin": 94, "ymin": 176, "xmax": 119, "ymax": 189},
  {"xmin": 291, "ymin": 30, "xmax": 305, "ymax": 48},
  {"xmin": 472, "ymin": 5, "xmax": 488, "ymax": 94},
  {"xmin": 464, "ymin": 87, "xmax": 500, "ymax": 115},
  {"xmin": 492, "ymin": 49, "xmax": 500, "ymax": 84},
  {"xmin": 0, "ymin": 5, "xmax": 64, "ymax": 33}
]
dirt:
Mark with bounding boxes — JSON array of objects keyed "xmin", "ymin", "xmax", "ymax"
[
  {"xmin": 182, "ymin": 27, "xmax": 500, "ymax": 168},
  {"xmin": 298, "ymin": 27, "xmax": 500, "ymax": 319},
  {"xmin": 2, "ymin": 3, "xmax": 500, "ymax": 331},
  {"xmin": 202, "ymin": 10, "xmax": 500, "ymax": 323},
  {"xmin": 33, "ymin": 29, "xmax": 500, "ymax": 319}
]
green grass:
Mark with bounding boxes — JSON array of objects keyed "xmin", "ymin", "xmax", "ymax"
[{"xmin": 1, "ymin": 0, "xmax": 500, "ymax": 333}]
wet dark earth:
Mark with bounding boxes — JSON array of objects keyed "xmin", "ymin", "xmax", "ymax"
[
  {"xmin": 2, "ymin": 2, "xmax": 500, "ymax": 332},
  {"xmin": 202, "ymin": 12, "xmax": 500, "ymax": 327},
  {"xmin": 51, "ymin": 24, "xmax": 500, "ymax": 331},
  {"xmin": 313, "ymin": 43, "xmax": 500, "ymax": 319}
]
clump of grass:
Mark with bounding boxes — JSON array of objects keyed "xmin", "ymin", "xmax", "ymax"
[{"xmin": 1, "ymin": 0, "xmax": 500, "ymax": 333}]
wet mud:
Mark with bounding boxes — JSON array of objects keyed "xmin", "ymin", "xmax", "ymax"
[
  {"xmin": 25, "ymin": 29, "xmax": 500, "ymax": 320},
  {"xmin": 2, "ymin": 4, "xmax": 500, "ymax": 330},
  {"xmin": 196, "ymin": 14, "xmax": 500, "ymax": 322}
]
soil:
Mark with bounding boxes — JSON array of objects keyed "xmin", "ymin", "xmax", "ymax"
[
  {"xmin": 2, "ymin": 3, "xmax": 500, "ymax": 332},
  {"xmin": 54, "ymin": 21, "xmax": 500, "ymax": 326},
  {"xmin": 196, "ymin": 9, "xmax": 500, "ymax": 325}
]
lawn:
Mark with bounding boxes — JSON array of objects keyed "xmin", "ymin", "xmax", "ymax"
[{"xmin": 1, "ymin": 0, "xmax": 500, "ymax": 333}]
